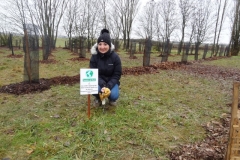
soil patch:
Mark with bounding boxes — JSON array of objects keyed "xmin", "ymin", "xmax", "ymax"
[
  {"xmin": 39, "ymin": 59, "xmax": 58, "ymax": 64},
  {"xmin": 169, "ymin": 114, "xmax": 230, "ymax": 159},
  {"xmin": 0, "ymin": 75, "xmax": 79, "ymax": 95},
  {"xmin": 182, "ymin": 64, "xmax": 240, "ymax": 81},
  {"xmin": 6, "ymin": 54, "xmax": 23, "ymax": 58},
  {"xmin": 68, "ymin": 57, "xmax": 90, "ymax": 61}
]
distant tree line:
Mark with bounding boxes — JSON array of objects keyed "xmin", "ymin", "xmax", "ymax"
[{"xmin": 0, "ymin": 0, "xmax": 239, "ymax": 59}]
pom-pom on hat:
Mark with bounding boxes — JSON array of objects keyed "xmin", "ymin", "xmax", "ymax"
[{"xmin": 97, "ymin": 29, "xmax": 111, "ymax": 47}]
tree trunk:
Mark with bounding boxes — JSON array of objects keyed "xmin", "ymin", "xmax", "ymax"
[
  {"xmin": 230, "ymin": 0, "xmax": 240, "ymax": 56},
  {"xmin": 42, "ymin": 35, "xmax": 50, "ymax": 60},
  {"xmin": 194, "ymin": 42, "xmax": 201, "ymax": 60},
  {"xmin": 24, "ymin": 29, "xmax": 32, "ymax": 82},
  {"xmin": 215, "ymin": 0, "xmax": 228, "ymax": 56},
  {"xmin": 211, "ymin": 0, "xmax": 222, "ymax": 57},
  {"xmin": 181, "ymin": 42, "xmax": 190, "ymax": 63},
  {"xmin": 178, "ymin": 41, "xmax": 183, "ymax": 55},
  {"xmin": 143, "ymin": 38, "xmax": 151, "ymax": 66},
  {"xmin": 161, "ymin": 39, "xmax": 170, "ymax": 62}
]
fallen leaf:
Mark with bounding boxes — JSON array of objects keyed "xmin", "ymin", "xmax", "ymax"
[
  {"xmin": 104, "ymin": 130, "xmax": 108, "ymax": 134},
  {"xmin": 106, "ymin": 136, "xmax": 111, "ymax": 142},
  {"xmin": 63, "ymin": 141, "xmax": 70, "ymax": 147},
  {"xmin": 26, "ymin": 148, "xmax": 34, "ymax": 154}
]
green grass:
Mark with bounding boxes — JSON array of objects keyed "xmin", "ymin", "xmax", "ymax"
[
  {"xmin": 0, "ymin": 46, "xmax": 237, "ymax": 159},
  {"xmin": 56, "ymin": 37, "xmax": 68, "ymax": 48},
  {"xmin": 202, "ymin": 56, "xmax": 240, "ymax": 68}
]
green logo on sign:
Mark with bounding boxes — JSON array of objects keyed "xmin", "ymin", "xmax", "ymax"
[
  {"xmin": 83, "ymin": 70, "xmax": 96, "ymax": 82},
  {"xmin": 86, "ymin": 70, "xmax": 93, "ymax": 77}
]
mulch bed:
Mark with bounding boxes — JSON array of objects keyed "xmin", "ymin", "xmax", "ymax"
[
  {"xmin": 169, "ymin": 115, "xmax": 230, "ymax": 159},
  {"xmin": 0, "ymin": 75, "xmax": 80, "ymax": 95},
  {"xmin": 6, "ymin": 54, "xmax": 23, "ymax": 58},
  {"xmin": 40, "ymin": 59, "xmax": 59, "ymax": 64},
  {"xmin": 68, "ymin": 57, "xmax": 90, "ymax": 61}
]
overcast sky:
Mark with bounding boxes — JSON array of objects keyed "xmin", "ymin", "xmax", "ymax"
[
  {"xmin": 136, "ymin": 0, "xmax": 233, "ymax": 44},
  {"xmin": 0, "ymin": 0, "xmax": 234, "ymax": 44}
]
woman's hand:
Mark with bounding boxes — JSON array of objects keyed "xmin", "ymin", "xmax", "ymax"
[{"xmin": 99, "ymin": 87, "xmax": 111, "ymax": 101}]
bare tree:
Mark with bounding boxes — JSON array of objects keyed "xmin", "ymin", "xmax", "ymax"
[
  {"xmin": 63, "ymin": 0, "xmax": 78, "ymax": 49},
  {"xmin": 106, "ymin": 4, "xmax": 122, "ymax": 51},
  {"xmin": 211, "ymin": 0, "xmax": 229, "ymax": 57},
  {"xmin": 99, "ymin": 0, "xmax": 109, "ymax": 28},
  {"xmin": 156, "ymin": 0, "xmax": 178, "ymax": 42},
  {"xmin": 155, "ymin": 6, "xmax": 165, "ymax": 52},
  {"xmin": 108, "ymin": 8, "xmax": 122, "ymax": 40},
  {"xmin": 86, "ymin": 0, "xmax": 102, "ymax": 50},
  {"xmin": 191, "ymin": 0, "xmax": 215, "ymax": 60},
  {"xmin": 2, "ymin": 0, "xmax": 30, "ymax": 32},
  {"xmin": 215, "ymin": 0, "xmax": 229, "ymax": 55},
  {"xmin": 229, "ymin": 0, "xmax": 240, "ymax": 56},
  {"xmin": 135, "ymin": 0, "xmax": 157, "ymax": 39},
  {"xmin": 112, "ymin": 0, "xmax": 141, "ymax": 50},
  {"xmin": 0, "ymin": 27, "xmax": 8, "ymax": 46},
  {"xmin": 89, "ymin": 17, "xmax": 102, "ymax": 46},
  {"xmin": 89, "ymin": 0, "xmax": 122, "ymax": 43},
  {"xmin": 6, "ymin": 0, "xmax": 33, "ymax": 81},
  {"xmin": 74, "ymin": 1, "xmax": 88, "ymax": 38},
  {"xmin": 177, "ymin": 0, "xmax": 195, "ymax": 55},
  {"xmin": 30, "ymin": 0, "xmax": 68, "ymax": 60},
  {"xmin": 2, "ymin": 0, "xmax": 42, "ymax": 82},
  {"xmin": 0, "ymin": 9, "xmax": 17, "ymax": 47},
  {"xmin": 72, "ymin": 0, "xmax": 101, "ymax": 50}
]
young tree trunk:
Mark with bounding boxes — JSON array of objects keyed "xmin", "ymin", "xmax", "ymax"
[
  {"xmin": 181, "ymin": 42, "xmax": 190, "ymax": 63},
  {"xmin": 215, "ymin": 0, "xmax": 228, "ymax": 56},
  {"xmin": 194, "ymin": 42, "xmax": 201, "ymax": 60},
  {"xmin": 178, "ymin": 41, "xmax": 183, "ymax": 55},
  {"xmin": 42, "ymin": 35, "xmax": 50, "ymax": 60},
  {"xmin": 161, "ymin": 39, "xmax": 170, "ymax": 62},
  {"xmin": 211, "ymin": 0, "xmax": 222, "ymax": 57},
  {"xmin": 143, "ymin": 38, "xmax": 152, "ymax": 66},
  {"xmin": 24, "ymin": 29, "xmax": 32, "ymax": 83},
  {"xmin": 202, "ymin": 44, "xmax": 209, "ymax": 59},
  {"xmin": 230, "ymin": 0, "xmax": 240, "ymax": 56},
  {"xmin": 9, "ymin": 34, "xmax": 14, "ymax": 55}
]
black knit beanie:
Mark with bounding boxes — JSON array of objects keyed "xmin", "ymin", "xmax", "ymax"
[{"xmin": 97, "ymin": 29, "xmax": 111, "ymax": 47}]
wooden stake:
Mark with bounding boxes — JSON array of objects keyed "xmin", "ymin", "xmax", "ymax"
[
  {"xmin": 88, "ymin": 94, "xmax": 91, "ymax": 119},
  {"xmin": 226, "ymin": 82, "xmax": 240, "ymax": 160}
]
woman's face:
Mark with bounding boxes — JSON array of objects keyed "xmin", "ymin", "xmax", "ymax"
[{"xmin": 98, "ymin": 42, "xmax": 110, "ymax": 54}]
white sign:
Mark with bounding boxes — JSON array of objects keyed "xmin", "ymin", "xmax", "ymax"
[{"xmin": 80, "ymin": 69, "xmax": 98, "ymax": 95}]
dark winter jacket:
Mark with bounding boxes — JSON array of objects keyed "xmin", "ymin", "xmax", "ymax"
[{"xmin": 90, "ymin": 43, "xmax": 122, "ymax": 90}]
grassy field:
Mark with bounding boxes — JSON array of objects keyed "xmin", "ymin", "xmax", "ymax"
[{"xmin": 0, "ymin": 45, "xmax": 239, "ymax": 159}]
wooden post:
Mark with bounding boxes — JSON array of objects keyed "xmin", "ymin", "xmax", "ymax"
[
  {"xmin": 88, "ymin": 94, "xmax": 91, "ymax": 119},
  {"xmin": 226, "ymin": 82, "xmax": 240, "ymax": 160}
]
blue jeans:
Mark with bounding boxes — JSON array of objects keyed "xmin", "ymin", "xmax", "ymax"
[{"xmin": 93, "ymin": 84, "xmax": 119, "ymax": 101}]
